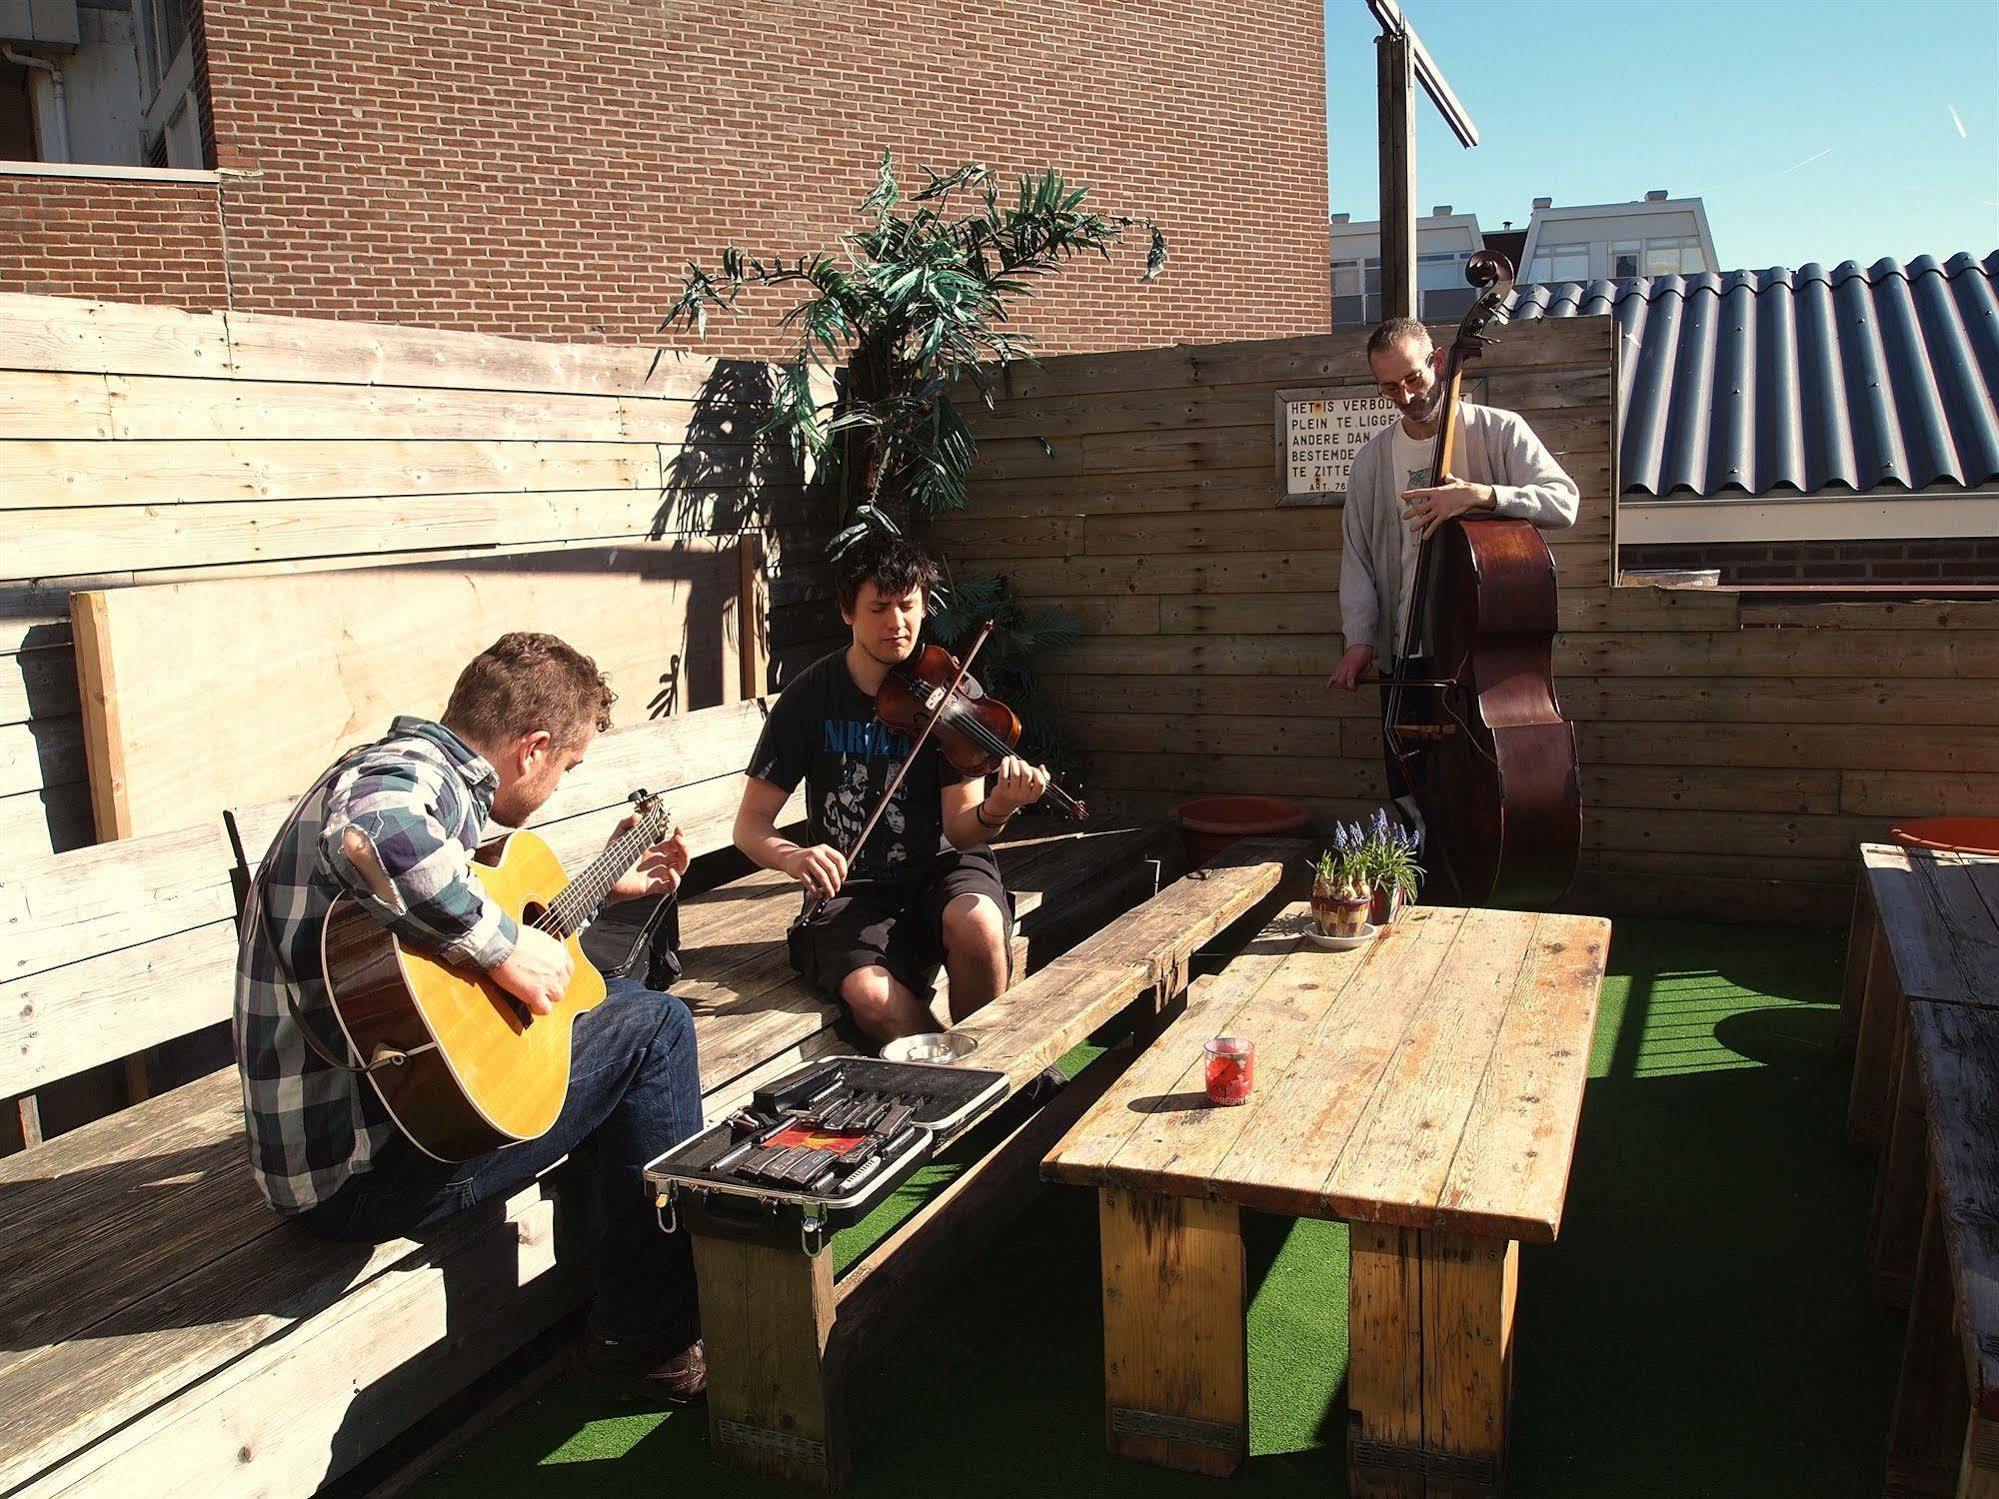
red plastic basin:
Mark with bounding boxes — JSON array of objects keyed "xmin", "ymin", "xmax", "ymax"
[{"xmin": 1892, "ymin": 817, "xmax": 1999, "ymax": 857}]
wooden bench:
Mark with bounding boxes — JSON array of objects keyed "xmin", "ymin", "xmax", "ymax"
[
  {"xmin": 683, "ymin": 835, "xmax": 1301, "ymax": 1491},
  {"xmin": 1890, "ymin": 1002, "xmax": 1999, "ymax": 1499},
  {"xmin": 1844, "ymin": 842, "xmax": 1999, "ymax": 1496},
  {"xmin": 0, "ymin": 696, "xmax": 1188, "ymax": 1497},
  {"xmin": 1842, "ymin": 843, "xmax": 1999, "ymax": 1314},
  {"xmin": 1043, "ymin": 900, "xmax": 1612, "ymax": 1497}
]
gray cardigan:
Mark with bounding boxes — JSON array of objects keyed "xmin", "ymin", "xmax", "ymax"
[{"xmin": 1337, "ymin": 401, "xmax": 1580, "ymax": 662}]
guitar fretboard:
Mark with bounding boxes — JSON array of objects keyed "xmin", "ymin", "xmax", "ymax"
[{"xmin": 530, "ymin": 808, "xmax": 668, "ymax": 939}]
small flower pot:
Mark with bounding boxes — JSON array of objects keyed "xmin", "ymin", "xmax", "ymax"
[
  {"xmin": 1369, "ymin": 886, "xmax": 1407, "ymax": 927},
  {"xmin": 1311, "ymin": 890, "xmax": 1372, "ymax": 938}
]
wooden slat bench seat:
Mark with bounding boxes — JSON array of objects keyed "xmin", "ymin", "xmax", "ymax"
[
  {"xmin": 1841, "ymin": 844, "xmax": 1999, "ymax": 1312},
  {"xmin": 1043, "ymin": 900, "xmax": 1612, "ymax": 1496},
  {"xmin": 680, "ymin": 835, "xmax": 1302, "ymax": 1491},
  {"xmin": 0, "ymin": 696, "xmax": 1190, "ymax": 1497},
  {"xmin": 1888, "ymin": 1001, "xmax": 1999, "ymax": 1499}
]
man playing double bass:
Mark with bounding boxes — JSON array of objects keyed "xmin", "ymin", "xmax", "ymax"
[{"xmin": 1328, "ymin": 316, "xmax": 1581, "ymax": 800}]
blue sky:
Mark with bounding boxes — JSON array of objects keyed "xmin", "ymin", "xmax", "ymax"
[{"xmin": 1324, "ymin": 0, "xmax": 1999, "ymax": 272}]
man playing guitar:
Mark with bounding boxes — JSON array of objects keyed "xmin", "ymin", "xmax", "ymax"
[
  {"xmin": 733, "ymin": 538, "xmax": 1051, "ymax": 1043},
  {"xmin": 232, "ymin": 631, "xmax": 706, "ymax": 1403}
]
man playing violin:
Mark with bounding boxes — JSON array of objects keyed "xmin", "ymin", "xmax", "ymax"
[
  {"xmin": 1328, "ymin": 317, "xmax": 1580, "ymax": 800},
  {"xmin": 733, "ymin": 537, "xmax": 1050, "ymax": 1042}
]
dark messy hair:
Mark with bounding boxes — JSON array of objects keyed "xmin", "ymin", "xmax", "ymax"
[
  {"xmin": 1366, "ymin": 316, "xmax": 1432, "ymax": 360},
  {"xmin": 442, "ymin": 632, "xmax": 615, "ymax": 751},
  {"xmin": 836, "ymin": 536, "xmax": 942, "ymax": 615}
]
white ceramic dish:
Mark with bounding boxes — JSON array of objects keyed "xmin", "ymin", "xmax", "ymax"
[
  {"xmin": 1304, "ymin": 923, "xmax": 1378, "ymax": 950},
  {"xmin": 880, "ymin": 1031, "xmax": 981, "ymax": 1064}
]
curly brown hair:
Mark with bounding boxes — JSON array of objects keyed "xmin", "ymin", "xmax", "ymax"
[
  {"xmin": 836, "ymin": 536, "xmax": 942, "ymax": 615},
  {"xmin": 441, "ymin": 632, "xmax": 615, "ymax": 751}
]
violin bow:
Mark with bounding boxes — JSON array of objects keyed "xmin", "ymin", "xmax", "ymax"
[{"xmin": 795, "ymin": 620, "xmax": 996, "ymax": 927}]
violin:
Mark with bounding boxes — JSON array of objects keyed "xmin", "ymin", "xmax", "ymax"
[
  {"xmin": 791, "ymin": 621, "xmax": 1086, "ymax": 930},
  {"xmin": 876, "ymin": 642, "xmax": 1089, "ymax": 821}
]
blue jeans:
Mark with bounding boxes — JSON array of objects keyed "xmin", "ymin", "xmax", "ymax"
[{"xmin": 300, "ymin": 977, "xmax": 702, "ymax": 1340}]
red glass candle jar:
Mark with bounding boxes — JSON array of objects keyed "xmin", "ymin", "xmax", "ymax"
[{"xmin": 1204, "ymin": 1036, "xmax": 1255, "ymax": 1106}]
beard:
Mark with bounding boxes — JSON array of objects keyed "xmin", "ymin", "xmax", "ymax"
[{"xmin": 1404, "ymin": 378, "xmax": 1445, "ymax": 423}]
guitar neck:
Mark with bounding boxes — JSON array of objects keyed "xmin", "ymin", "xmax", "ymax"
[{"xmin": 534, "ymin": 820, "xmax": 659, "ymax": 938}]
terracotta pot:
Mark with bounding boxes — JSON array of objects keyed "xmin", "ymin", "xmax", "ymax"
[
  {"xmin": 1310, "ymin": 890, "xmax": 1371, "ymax": 937},
  {"xmin": 1173, "ymin": 795, "xmax": 1309, "ymax": 867},
  {"xmin": 1369, "ymin": 886, "xmax": 1406, "ymax": 927}
]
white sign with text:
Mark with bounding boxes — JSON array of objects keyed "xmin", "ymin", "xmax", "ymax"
[{"xmin": 1275, "ymin": 391, "xmax": 1398, "ymax": 505}]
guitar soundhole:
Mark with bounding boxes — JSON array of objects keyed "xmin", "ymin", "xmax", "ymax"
[{"xmin": 506, "ymin": 902, "xmax": 555, "ymax": 1027}]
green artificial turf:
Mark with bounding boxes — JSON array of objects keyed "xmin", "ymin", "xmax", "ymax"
[{"xmin": 408, "ymin": 917, "xmax": 1904, "ymax": 1498}]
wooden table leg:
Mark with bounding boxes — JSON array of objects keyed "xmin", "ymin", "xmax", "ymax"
[
  {"xmin": 1349, "ymin": 1226, "xmax": 1518, "ymax": 1499},
  {"xmin": 689, "ymin": 1228, "xmax": 850, "ymax": 1491},
  {"xmin": 1871, "ymin": 1015, "xmax": 1928, "ymax": 1307},
  {"xmin": 1849, "ymin": 930, "xmax": 1904, "ymax": 1150},
  {"xmin": 1350, "ymin": 1224, "xmax": 1426, "ymax": 1499},
  {"xmin": 1839, "ymin": 874, "xmax": 1879, "ymax": 1058},
  {"xmin": 1099, "ymin": 1186, "xmax": 1247, "ymax": 1477},
  {"xmin": 1886, "ymin": 1189, "xmax": 1968, "ymax": 1499}
]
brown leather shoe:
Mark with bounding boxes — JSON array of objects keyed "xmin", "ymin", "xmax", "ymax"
[{"xmin": 575, "ymin": 1329, "xmax": 707, "ymax": 1406}]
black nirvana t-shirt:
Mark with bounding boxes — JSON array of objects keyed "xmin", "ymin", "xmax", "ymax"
[{"xmin": 747, "ymin": 648, "xmax": 969, "ymax": 885}]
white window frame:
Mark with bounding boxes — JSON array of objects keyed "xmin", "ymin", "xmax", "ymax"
[{"xmin": 1527, "ymin": 242, "xmax": 1591, "ymax": 284}]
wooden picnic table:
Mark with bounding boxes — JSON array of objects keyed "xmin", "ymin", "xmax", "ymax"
[{"xmin": 1043, "ymin": 901, "xmax": 1610, "ymax": 1497}]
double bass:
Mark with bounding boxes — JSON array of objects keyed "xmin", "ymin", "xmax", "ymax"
[{"xmin": 1380, "ymin": 252, "xmax": 1581, "ymax": 909}]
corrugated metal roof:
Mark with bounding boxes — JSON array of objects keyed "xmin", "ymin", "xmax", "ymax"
[{"xmin": 1504, "ymin": 251, "xmax": 1999, "ymax": 498}]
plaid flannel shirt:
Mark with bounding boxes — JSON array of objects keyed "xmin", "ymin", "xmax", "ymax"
[{"xmin": 232, "ymin": 716, "xmax": 520, "ymax": 1214}]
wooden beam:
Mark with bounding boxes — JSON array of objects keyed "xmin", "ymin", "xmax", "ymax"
[
  {"xmin": 69, "ymin": 590, "xmax": 130, "ymax": 842},
  {"xmin": 738, "ymin": 529, "xmax": 770, "ymax": 699},
  {"xmin": 1376, "ymin": 32, "xmax": 1418, "ymax": 324}
]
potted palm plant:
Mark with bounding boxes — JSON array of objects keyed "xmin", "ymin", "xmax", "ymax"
[
  {"xmin": 1309, "ymin": 833, "xmax": 1373, "ymax": 938},
  {"xmin": 1356, "ymin": 808, "xmax": 1424, "ymax": 926},
  {"xmin": 656, "ymin": 154, "xmax": 1165, "ymax": 768}
]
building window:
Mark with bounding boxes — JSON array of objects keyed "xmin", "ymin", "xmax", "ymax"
[
  {"xmin": 1332, "ymin": 257, "xmax": 1383, "ymax": 326},
  {"xmin": 1525, "ymin": 243, "xmax": 1591, "ymax": 284},
  {"xmin": 1, "ymin": 0, "xmax": 207, "ymax": 169},
  {"xmin": 1611, "ymin": 240, "xmax": 1643, "ymax": 278},
  {"xmin": 1644, "ymin": 237, "xmax": 1708, "ymax": 276},
  {"xmin": 1331, "ymin": 254, "xmax": 1485, "ymax": 325}
]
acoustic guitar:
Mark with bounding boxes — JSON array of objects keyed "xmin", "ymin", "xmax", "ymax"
[{"xmin": 320, "ymin": 790, "xmax": 672, "ymax": 1162}]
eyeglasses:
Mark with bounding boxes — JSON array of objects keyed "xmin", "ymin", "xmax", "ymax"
[{"xmin": 1377, "ymin": 369, "xmax": 1428, "ymax": 398}]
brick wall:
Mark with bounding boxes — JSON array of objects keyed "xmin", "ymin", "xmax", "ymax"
[
  {"xmin": 0, "ymin": 175, "xmax": 228, "ymax": 307},
  {"xmin": 4, "ymin": 0, "xmax": 1332, "ymax": 358},
  {"xmin": 1622, "ymin": 538, "xmax": 1999, "ymax": 585}
]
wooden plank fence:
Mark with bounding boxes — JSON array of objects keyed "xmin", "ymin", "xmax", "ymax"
[
  {"xmin": 941, "ymin": 319, "xmax": 1999, "ymax": 927},
  {"xmin": 0, "ymin": 293, "xmax": 833, "ymax": 865},
  {"xmin": 0, "ymin": 293, "xmax": 835, "ymax": 1149}
]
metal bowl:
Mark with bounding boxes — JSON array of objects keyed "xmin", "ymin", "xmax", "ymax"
[{"xmin": 880, "ymin": 1031, "xmax": 980, "ymax": 1065}]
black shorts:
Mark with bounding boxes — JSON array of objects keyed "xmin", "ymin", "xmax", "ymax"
[{"xmin": 787, "ymin": 846, "xmax": 1014, "ymax": 1003}]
